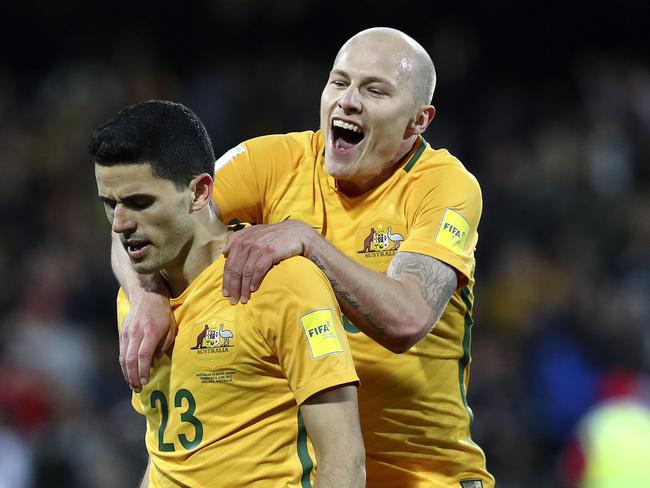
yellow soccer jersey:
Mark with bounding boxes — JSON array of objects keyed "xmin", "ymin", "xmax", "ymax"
[
  {"xmin": 116, "ymin": 255, "xmax": 358, "ymax": 488},
  {"xmin": 214, "ymin": 130, "xmax": 494, "ymax": 487}
]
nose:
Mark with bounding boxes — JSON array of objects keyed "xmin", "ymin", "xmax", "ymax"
[
  {"xmin": 112, "ymin": 204, "xmax": 137, "ymax": 235},
  {"xmin": 338, "ymin": 86, "xmax": 362, "ymax": 114}
]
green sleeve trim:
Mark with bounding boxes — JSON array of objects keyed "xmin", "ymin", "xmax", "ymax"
[
  {"xmin": 296, "ymin": 411, "xmax": 314, "ymax": 487},
  {"xmin": 458, "ymin": 286, "xmax": 475, "ymax": 423}
]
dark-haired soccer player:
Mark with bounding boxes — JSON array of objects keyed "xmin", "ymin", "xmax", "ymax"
[
  {"xmin": 91, "ymin": 100, "xmax": 364, "ymax": 487},
  {"xmin": 115, "ymin": 27, "xmax": 494, "ymax": 487}
]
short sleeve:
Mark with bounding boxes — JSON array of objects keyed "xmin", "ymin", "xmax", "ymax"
[
  {"xmin": 398, "ymin": 167, "xmax": 483, "ymax": 288},
  {"xmin": 116, "ymin": 288, "xmax": 129, "ymax": 332},
  {"xmin": 245, "ymin": 257, "xmax": 359, "ymax": 405},
  {"xmin": 213, "ymin": 133, "xmax": 311, "ymax": 226},
  {"xmin": 131, "ymin": 392, "xmax": 145, "ymax": 415},
  {"xmin": 212, "ymin": 143, "xmax": 265, "ymax": 225}
]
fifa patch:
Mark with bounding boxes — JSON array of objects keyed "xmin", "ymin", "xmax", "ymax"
[
  {"xmin": 300, "ymin": 309, "xmax": 343, "ymax": 359},
  {"xmin": 460, "ymin": 481, "xmax": 483, "ymax": 488},
  {"xmin": 434, "ymin": 208, "xmax": 470, "ymax": 253}
]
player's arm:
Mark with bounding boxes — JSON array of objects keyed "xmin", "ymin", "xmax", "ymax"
[
  {"xmin": 111, "ymin": 231, "xmax": 176, "ymax": 391},
  {"xmin": 299, "ymin": 385, "xmax": 365, "ymax": 488},
  {"xmin": 312, "ymin": 240, "xmax": 456, "ymax": 353},
  {"xmin": 223, "ymin": 221, "xmax": 455, "ymax": 353},
  {"xmin": 139, "ymin": 458, "xmax": 150, "ymax": 488}
]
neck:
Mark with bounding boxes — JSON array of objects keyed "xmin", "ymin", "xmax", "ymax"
[
  {"xmin": 161, "ymin": 205, "xmax": 229, "ymax": 298},
  {"xmin": 336, "ymin": 135, "xmax": 418, "ymax": 197}
]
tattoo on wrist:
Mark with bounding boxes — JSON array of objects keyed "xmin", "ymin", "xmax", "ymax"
[
  {"xmin": 309, "ymin": 255, "xmax": 385, "ymax": 337},
  {"xmin": 309, "ymin": 255, "xmax": 326, "ymax": 272}
]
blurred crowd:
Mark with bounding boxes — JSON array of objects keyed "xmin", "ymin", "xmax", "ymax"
[{"xmin": 1, "ymin": 2, "xmax": 648, "ymax": 487}]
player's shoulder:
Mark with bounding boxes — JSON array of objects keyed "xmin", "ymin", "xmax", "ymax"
[
  {"xmin": 255, "ymin": 256, "xmax": 332, "ymax": 300},
  {"xmin": 415, "ymin": 144, "xmax": 474, "ymax": 176},
  {"xmin": 242, "ymin": 130, "xmax": 318, "ymax": 155},
  {"xmin": 215, "ymin": 131, "xmax": 318, "ymax": 173},
  {"xmin": 408, "ymin": 144, "xmax": 481, "ymax": 192}
]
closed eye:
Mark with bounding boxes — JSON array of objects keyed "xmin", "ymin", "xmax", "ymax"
[
  {"xmin": 367, "ymin": 85, "xmax": 389, "ymax": 97},
  {"xmin": 124, "ymin": 195, "xmax": 154, "ymax": 210},
  {"xmin": 100, "ymin": 197, "xmax": 116, "ymax": 210},
  {"xmin": 99, "ymin": 195, "xmax": 154, "ymax": 211}
]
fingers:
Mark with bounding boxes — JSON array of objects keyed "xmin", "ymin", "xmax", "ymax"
[
  {"xmin": 248, "ymin": 252, "xmax": 275, "ymax": 294},
  {"xmin": 238, "ymin": 247, "xmax": 275, "ymax": 303},
  {"xmin": 136, "ymin": 332, "xmax": 159, "ymax": 389},
  {"xmin": 223, "ymin": 232, "xmax": 253, "ymax": 304},
  {"xmin": 119, "ymin": 293, "xmax": 175, "ymax": 391},
  {"xmin": 123, "ymin": 325, "xmax": 145, "ymax": 392},
  {"xmin": 223, "ymin": 222, "xmax": 307, "ymax": 304},
  {"xmin": 238, "ymin": 261, "xmax": 254, "ymax": 304},
  {"xmin": 223, "ymin": 227, "xmax": 275, "ymax": 304}
]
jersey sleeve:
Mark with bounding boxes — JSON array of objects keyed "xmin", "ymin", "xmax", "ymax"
[
  {"xmin": 245, "ymin": 257, "xmax": 359, "ymax": 406},
  {"xmin": 116, "ymin": 287, "xmax": 129, "ymax": 332},
  {"xmin": 398, "ymin": 166, "xmax": 483, "ymax": 288},
  {"xmin": 212, "ymin": 133, "xmax": 308, "ymax": 225}
]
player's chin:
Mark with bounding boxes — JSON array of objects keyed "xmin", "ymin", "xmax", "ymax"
[
  {"xmin": 131, "ymin": 259, "xmax": 158, "ymax": 275},
  {"xmin": 324, "ymin": 154, "xmax": 357, "ymax": 179}
]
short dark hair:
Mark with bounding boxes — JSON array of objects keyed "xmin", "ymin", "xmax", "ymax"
[{"xmin": 89, "ymin": 100, "xmax": 215, "ymax": 189}]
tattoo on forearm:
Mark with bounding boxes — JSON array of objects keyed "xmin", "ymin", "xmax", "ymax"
[
  {"xmin": 387, "ymin": 252, "xmax": 457, "ymax": 324},
  {"xmin": 310, "ymin": 255, "xmax": 386, "ymax": 336}
]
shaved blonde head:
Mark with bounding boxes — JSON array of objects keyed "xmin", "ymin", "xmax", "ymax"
[{"xmin": 337, "ymin": 27, "xmax": 436, "ymax": 107}]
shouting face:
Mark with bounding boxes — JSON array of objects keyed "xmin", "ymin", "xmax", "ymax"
[{"xmin": 320, "ymin": 28, "xmax": 435, "ymax": 194}]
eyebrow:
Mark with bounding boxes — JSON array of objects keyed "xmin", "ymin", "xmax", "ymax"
[
  {"xmin": 331, "ymin": 69, "xmax": 395, "ymax": 87},
  {"xmin": 99, "ymin": 193, "xmax": 153, "ymax": 204}
]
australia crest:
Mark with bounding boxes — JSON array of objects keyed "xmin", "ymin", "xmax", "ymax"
[
  {"xmin": 355, "ymin": 222, "xmax": 406, "ymax": 271},
  {"xmin": 189, "ymin": 318, "xmax": 237, "ymax": 365}
]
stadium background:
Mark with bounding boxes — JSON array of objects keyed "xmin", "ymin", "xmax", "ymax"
[{"xmin": 1, "ymin": 1, "xmax": 648, "ymax": 486}]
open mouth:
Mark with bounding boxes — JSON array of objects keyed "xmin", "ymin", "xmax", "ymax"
[
  {"xmin": 331, "ymin": 119, "xmax": 364, "ymax": 150},
  {"xmin": 124, "ymin": 240, "xmax": 151, "ymax": 260}
]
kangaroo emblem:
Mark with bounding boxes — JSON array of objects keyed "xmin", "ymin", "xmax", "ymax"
[
  {"xmin": 358, "ymin": 228, "xmax": 376, "ymax": 253},
  {"xmin": 191, "ymin": 324, "xmax": 210, "ymax": 349}
]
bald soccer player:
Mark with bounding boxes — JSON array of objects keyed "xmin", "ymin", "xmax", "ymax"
[{"xmin": 114, "ymin": 28, "xmax": 494, "ymax": 487}]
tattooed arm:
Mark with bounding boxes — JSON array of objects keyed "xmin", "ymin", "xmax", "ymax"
[
  {"xmin": 387, "ymin": 252, "xmax": 458, "ymax": 332},
  {"xmin": 305, "ymin": 233, "xmax": 457, "ymax": 353},
  {"xmin": 222, "ymin": 220, "xmax": 457, "ymax": 352}
]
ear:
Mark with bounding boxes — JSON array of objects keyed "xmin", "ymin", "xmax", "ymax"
[
  {"xmin": 405, "ymin": 105, "xmax": 436, "ymax": 137},
  {"xmin": 189, "ymin": 173, "xmax": 214, "ymax": 212}
]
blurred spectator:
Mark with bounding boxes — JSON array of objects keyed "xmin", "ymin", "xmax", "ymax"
[{"xmin": 561, "ymin": 371, "xmax": 650, "ymax": 487}]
